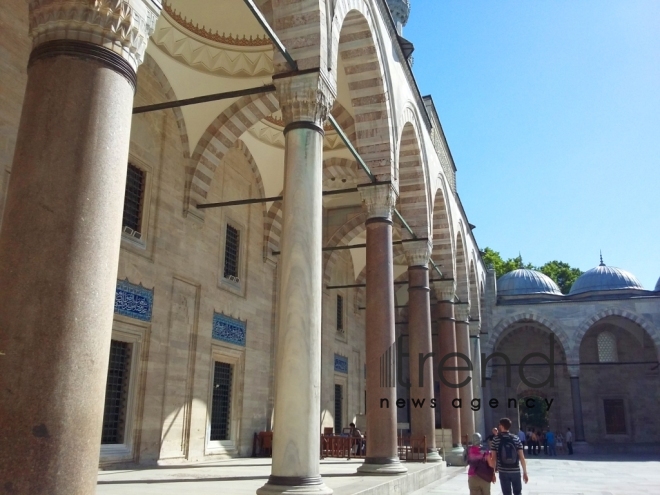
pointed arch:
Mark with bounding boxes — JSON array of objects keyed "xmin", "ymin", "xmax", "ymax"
[
  {"xmin": 454, "ymin": 227, "xmax": 469, "ymax": 304},
  {"xmin": 431, "ymin": 176, "xmax": 454, "ymax": 279}
]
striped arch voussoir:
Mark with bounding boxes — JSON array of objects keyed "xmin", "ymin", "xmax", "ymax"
[{"xmin": 485, "ymin": 313, "xmax": 570, "ymax": 360}]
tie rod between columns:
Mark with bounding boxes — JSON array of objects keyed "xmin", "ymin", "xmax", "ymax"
[{"xmin": 272, "ymin": 237, "xmax": 430, "ymax": 257}]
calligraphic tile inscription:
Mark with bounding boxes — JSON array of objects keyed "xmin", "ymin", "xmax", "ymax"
[
  {"xmin": 212, "ymin": 312, "xmax": 246, "ymax": 347},
  {"xmin": 115, "ymin": 279, "xmax": 153, "ymax": 321},
  {"xmin": 334, "ymin": 354, "xmax": 348, "ymax": 374}
]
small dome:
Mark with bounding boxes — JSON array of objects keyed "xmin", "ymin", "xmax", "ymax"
[
  {"xmin": 654, "ymin": 277, "xmax": 660, "ymax": 292},
  {"xmin": 497, "ymin": 269, "xmax": 562, "ymax": 296},
  {"xmin": 569, "ymin": 263, "xmax": 643, "ymax": 295}
]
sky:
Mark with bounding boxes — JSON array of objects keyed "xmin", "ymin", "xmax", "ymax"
[{"xmin": 406, "ymin": 0, "xmax": 660, "ymax": 289}]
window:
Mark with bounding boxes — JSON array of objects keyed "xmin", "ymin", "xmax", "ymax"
[
  {"xmin": 334, "ymin": 384, "xmax": 343, "ymax": 434},
  {"xmin": 210, "ymin": 361, "xmax": 233, "ymax": 441},
  {"xmin": 101, "ymin": 340, "xmax": 132, "ymax": 444},
  {"xmin": 597, "ymin": 331, "xmax": 618, "ymax": 363},
  {"xmin": 604, "ymin": 399, "xmax": 626, "ymax": 434},
  {"xmin": 123, "ymin": 164, "xmax": 145, "ymax": 232},
  {"xmin": 223, "ymin": 225, "xmax": 240, "ymax": 281},
  {"xmin": 336, "ymin": 294, "xmax": 344, "ymax": 332}
]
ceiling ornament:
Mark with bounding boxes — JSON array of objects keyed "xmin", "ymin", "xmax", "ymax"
[
  {"xmin": 163, "ymin": 1, "xmax": 271, "ymax": 47},
  {"xmin": 152, "ymin": 9, "xmax": 273, "ymax": 77}
]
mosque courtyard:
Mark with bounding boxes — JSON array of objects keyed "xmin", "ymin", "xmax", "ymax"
[{"xmin": 96, "ymin": 454, "xmax": 660, "ymax": 495}]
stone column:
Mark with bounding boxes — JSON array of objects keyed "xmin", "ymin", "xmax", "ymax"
[
  {"xmin": 482, "ymin": 367, "xmax": 494, "ymax": 434},
  {"xmin": 454, "ymin": 303, "xmax": 476, "ymax": 442},
  {"xmin": 568, "ymin": 366, "xmax": 586, "ymax": 442},
  {"xmin": 258, "ymin": 71, "xmax": 335, "ymax": 495},
  {"xmin": 470, "ymin": 321, "xmax": 485, "ymax": 437},
  {"xmin": 433, "ymin": 280, "xmax": 462, "ymax": 447},
  {"xmin": 356, "ymin": 184, "xmax": 407, "ymax": 475},
  {"xmin": 403, "ymin": 240, "xmax": 441, "ymax": 462},
  {"xmin": 0, "ymin": 2, "xmax": 159, "ymax": 494}
]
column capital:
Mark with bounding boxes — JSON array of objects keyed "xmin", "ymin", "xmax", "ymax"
[
  {"xmin": 469, "ymin": 320, "xmax": 481, "ymax": 336},
  {"xmin": 403, "ymin": 239, "xmax": 432, "ymax": 267},
  {"xmin": 432, "ymin": 279, "xmax": 455, "ymax": 301},
  {"xmin": 29, "ymin": 0, "xmax": 161, "ymax": 73},
  {"xmin": 273, "ymin": 70, "xmax": 336, "ymax": 129},
  {"xmin": 358, "ymin": 183, "xmax": 398, "ymax": 221},
  {"xmin": 454, "ymin": 303, "xmax": 470, "ymax": 323},
  {"xmin": 567, "ymin": 364, "xmax": 580, "ymax": 378}
]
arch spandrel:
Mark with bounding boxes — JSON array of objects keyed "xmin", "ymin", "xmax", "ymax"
[
  {"xmin": 454, "ymin": 228, "xmax": 469, "ymax": 304},
  {"xmin": 430, "ymin": 178, "xmax": 454, "ymax": 280}
]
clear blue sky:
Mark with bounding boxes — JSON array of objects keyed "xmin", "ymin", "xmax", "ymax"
[{"xmin": 407, "ymin": 0, "xmax": 660, "ymax": 289}]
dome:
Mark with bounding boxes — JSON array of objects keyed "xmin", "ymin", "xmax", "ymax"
[
  {"xmin": 497, "ymin": 269, "xmax": 562, "ymax": 296},
  {"xmin": 654, "ymin": 277, "xmax": 660, "ymax": 292},
  {"xmin": 569, "ymin": 262, "xmax": 643, "ymax": 295}
]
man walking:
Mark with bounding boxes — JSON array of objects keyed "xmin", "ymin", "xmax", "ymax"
[
  {"xmin": 492, "ymin": 418, "xmax": 529, "ymax": 495},
  {"xmin": 566, "ymin": 427, "xmax": 574, "ymax": 455}
]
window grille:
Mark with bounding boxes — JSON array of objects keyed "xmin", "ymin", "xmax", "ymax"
[
  {"xmin": 603, "ymin": 399, "xmax": 626, "ymax": 434},
  {"xmin": 336, "ymin": 294, "xmax": 344, "ymax": 332},
  {"xmin": 101, "ymin": 340, "xmax": 132, "ymax": 444},
  {"xmin": 334, "ymin": 384, "xmax": 343, "ymax": 434},
  {"xmin": 223, "ymin": 225, "xmax": 240, "ymax": 281},
  {"xmin": 597, "ymin": 331, "xmax": 618, "ymax": 363},
  {"xmin": 123, "ymin": 164, "xmax": 144, "ymax": 232},
  {"xmin": 210, "ymin": 361, "xmax": 233, "ymax": 441}
]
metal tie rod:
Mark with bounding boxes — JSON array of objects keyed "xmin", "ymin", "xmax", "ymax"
[
  {"xmin": 327, "ymin": 114, "xmax": 376, "ymax": 183},
  {"xmin": 132, "ymin": 85, "xmax": 276, "ymax": 114},
  {"xmin": 197, "ymin": 185, "xmax": 362, "ymax": 209},
  {"xmin": 328, "ymin": 277, "xmax": 444, "ymax": 291},
  {"xmin": 242, "ymin": 0, "xmax": 298, "ymax": 71},
  {"xmin": 271, "ymin": 237, "xmax": 430, "ymax": 255}
]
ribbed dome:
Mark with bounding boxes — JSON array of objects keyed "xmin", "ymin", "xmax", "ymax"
[
  {"xmin": 497, "ymin": 269, "xmax": 562, "ymax": 296},
  {"xmin": 569, "ymin": 263, "xmax": 643, "ymax": 295}
]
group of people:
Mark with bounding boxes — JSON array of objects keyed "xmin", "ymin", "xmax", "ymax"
[{"xmin": 518, "ymin": 427, "xmax": 574, "ymax": 456}]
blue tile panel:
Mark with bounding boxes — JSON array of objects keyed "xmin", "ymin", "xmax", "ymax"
[
  {"xmin": 213, "ymin": 312, "xmax": 246, "ymax": 347},
  {"xmin": 334, "ymin": 354, "xmax": 348, "ymax": 374},
  {"xmin": 115, "ymin": 279, "xmax": 153, "ymax": 322}
]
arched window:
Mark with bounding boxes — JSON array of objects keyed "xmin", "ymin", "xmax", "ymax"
[{"xmin": 597, "ymin": 331, "xmax": 618, "ymax": 363}]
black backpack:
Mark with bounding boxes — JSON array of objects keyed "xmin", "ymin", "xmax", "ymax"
[{"xmin": 498, "ymin": 434, "xmax": 519, "ymax": 468}]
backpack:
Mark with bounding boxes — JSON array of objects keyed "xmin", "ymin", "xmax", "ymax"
[{"xmin": 498, "ymin": 435, "xmax": 519, "ymax": 468}]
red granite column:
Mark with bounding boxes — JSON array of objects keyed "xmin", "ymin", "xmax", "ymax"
[
  {"xmin": 357, "ymin": 184, "xmax": 407, "ymax": 475},
  {"xmin": 455, "ymin": 303, "xmax": 476, "ymax": 441},
  {"xmin": 404, "ymin": 240, "xmax": 441, "ymax": 462},
  {"xmin": 434, "ymin": 281, "xmax": 462, "ymax": 447},
  {"xmin": 0, "ymin": 2, "xmax": 160, "ymax": 494}
]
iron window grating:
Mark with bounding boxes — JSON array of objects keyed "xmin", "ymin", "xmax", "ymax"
[
  {"xmin": 603, "ymin": 399, "xmax": 626, "ymax": 434},
  {"xmin": 334, "ymin": 384, "xmax": 343, "ymax": 434},
  {"xmin": 223, "ymin": 224, "xmax": 240, "ymax": 280},
  {"xmin": 123, "ymin": 163, "xmax": 145, "ymax": 232},
  {"xmin": 101, "ymin": 340, "xmax": 132, "ymax": 444},
  {"xmin": 336, "ymin": 294, "xmax": 344, "ymax": 332},
  {"xmin": 210, "ymin": 361, "xmax": 233, "ymax": 441}
]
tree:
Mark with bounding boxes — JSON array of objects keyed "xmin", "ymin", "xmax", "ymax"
[{"xmin": 481, "ymin": 247, "xmax": 582, "ymax": 294}]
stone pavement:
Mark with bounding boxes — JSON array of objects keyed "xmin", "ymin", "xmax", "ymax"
[
  {"xmin": 412, "ymin": 454, "xmax": 660, "ymax": 495},
  {"xmin": 97, "ymin": 458, "xmax": 460, "ymax": 495}
]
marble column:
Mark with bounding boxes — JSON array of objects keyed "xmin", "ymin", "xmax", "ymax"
[
  {"xmin": 568, "ymin": 366, "xmax": 586, "ymax": 442},
  {"xmin": 403, "ymin": 240, "xmax": 441, "ymax": 462},
  {"xmin": 482, "ymin": 369, "xmax": 494, "ymax": 434},
  {"xmin": 258, "ymin": 71, "xmax": 336, "ymax": 495},
  {"xmin": 454, "ymin": 303, "xmax": 476, "ymax": 441},
  {"xmin": 470, "ymin": 321, "xmax": 485, "ymax": 437},
  {"xmin": 433, "ymin": 281, "xmax": 462, "ymax": 447},
  {"xmin": 356, "ymin": 184, "xmax": 407, "ymax": 475},
  {"xmin": 0, "ymin": 2, "xmax": 159, "ymax": 494}
]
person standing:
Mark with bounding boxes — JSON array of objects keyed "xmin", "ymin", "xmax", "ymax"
[
  {"xmin": 541, "ymin": 429, "xmax": 548, "ymax": 455},
  {"xmin": 556, "ymin": 432, "xmax": 565, "ymax": 455},
  {"xmin": 529, "ymin": 430, "xmax": 538, "ymax": 455},
  {"xmin": 566, "ymin": 428, "xmax": 574, "ymax": 455},
  {"xmin": 517, "ymin": 428, "xmax": 526, "ymax": 454},
  {"xmin": 467, "ymin": 432, "xmax": 496, "ymax": 495},
  {"xmin": 492, "ymin": 418, "xmax": 529, "ymax": 495},
  {"xmin": 546, "ymin": 428, "xmax": 557, "ymax": 456}
]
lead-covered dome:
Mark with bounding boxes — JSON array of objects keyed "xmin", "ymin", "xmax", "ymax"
[
  {"xmin": 497, "ymin": 269, "xmax": 562, "ymax": 296},
  {"xmin": 654, "ymin": 276, "xmax": 660, "ymax": 292},
  {"xmin": 569, "ymin": 262, "xmax": 643, "ymax": 295}
]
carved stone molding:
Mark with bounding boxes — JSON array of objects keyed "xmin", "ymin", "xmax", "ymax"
[
  {"xmin": 403, "ymin": 239, "xmax": 432, "ymax": 267},
  {"xmin": 358, "ymin": 184, "xmax": 398, "ymax": 221},
  {"xmin": 273, "ymin": 71, "xmax": 336, "ymax": 128},
  {"xmin": 567, "ymin": 364, "xmax": 580, "ymax": 378},
  {"xmin": 454, "ymin": 303, "xmax": 471, "ymax": 323},
  {"xmin": 29, "ymin": 0, "xmax": 161, "ymax": 71},
  {"xmin": 433, "ymin": 279, "xmax": 455, "ymax": 302}
]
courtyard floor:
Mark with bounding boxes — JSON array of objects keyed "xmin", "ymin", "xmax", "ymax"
[
  {"xmin": 413, "ymin": 454, "xmax": 660, "ymax": 495},
  {"xmin": 96, "ymin": 454, "xmax": 660, "ymax": 495}
]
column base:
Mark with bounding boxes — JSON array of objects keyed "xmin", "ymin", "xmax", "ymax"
[
  {"xmin": 426, "ymin": 449, "xmax": 443, "ymax": 462},
  {"xmin": 257, "ymin": 476, "xmax": 333, "ymax": 495},
  {"xmin": 357, "ymin": 457, "xmax": 408, "ymax": 475},
  {"xmin": 443, "ymin": 446, "xmax": 467, "ymax": 466}
]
